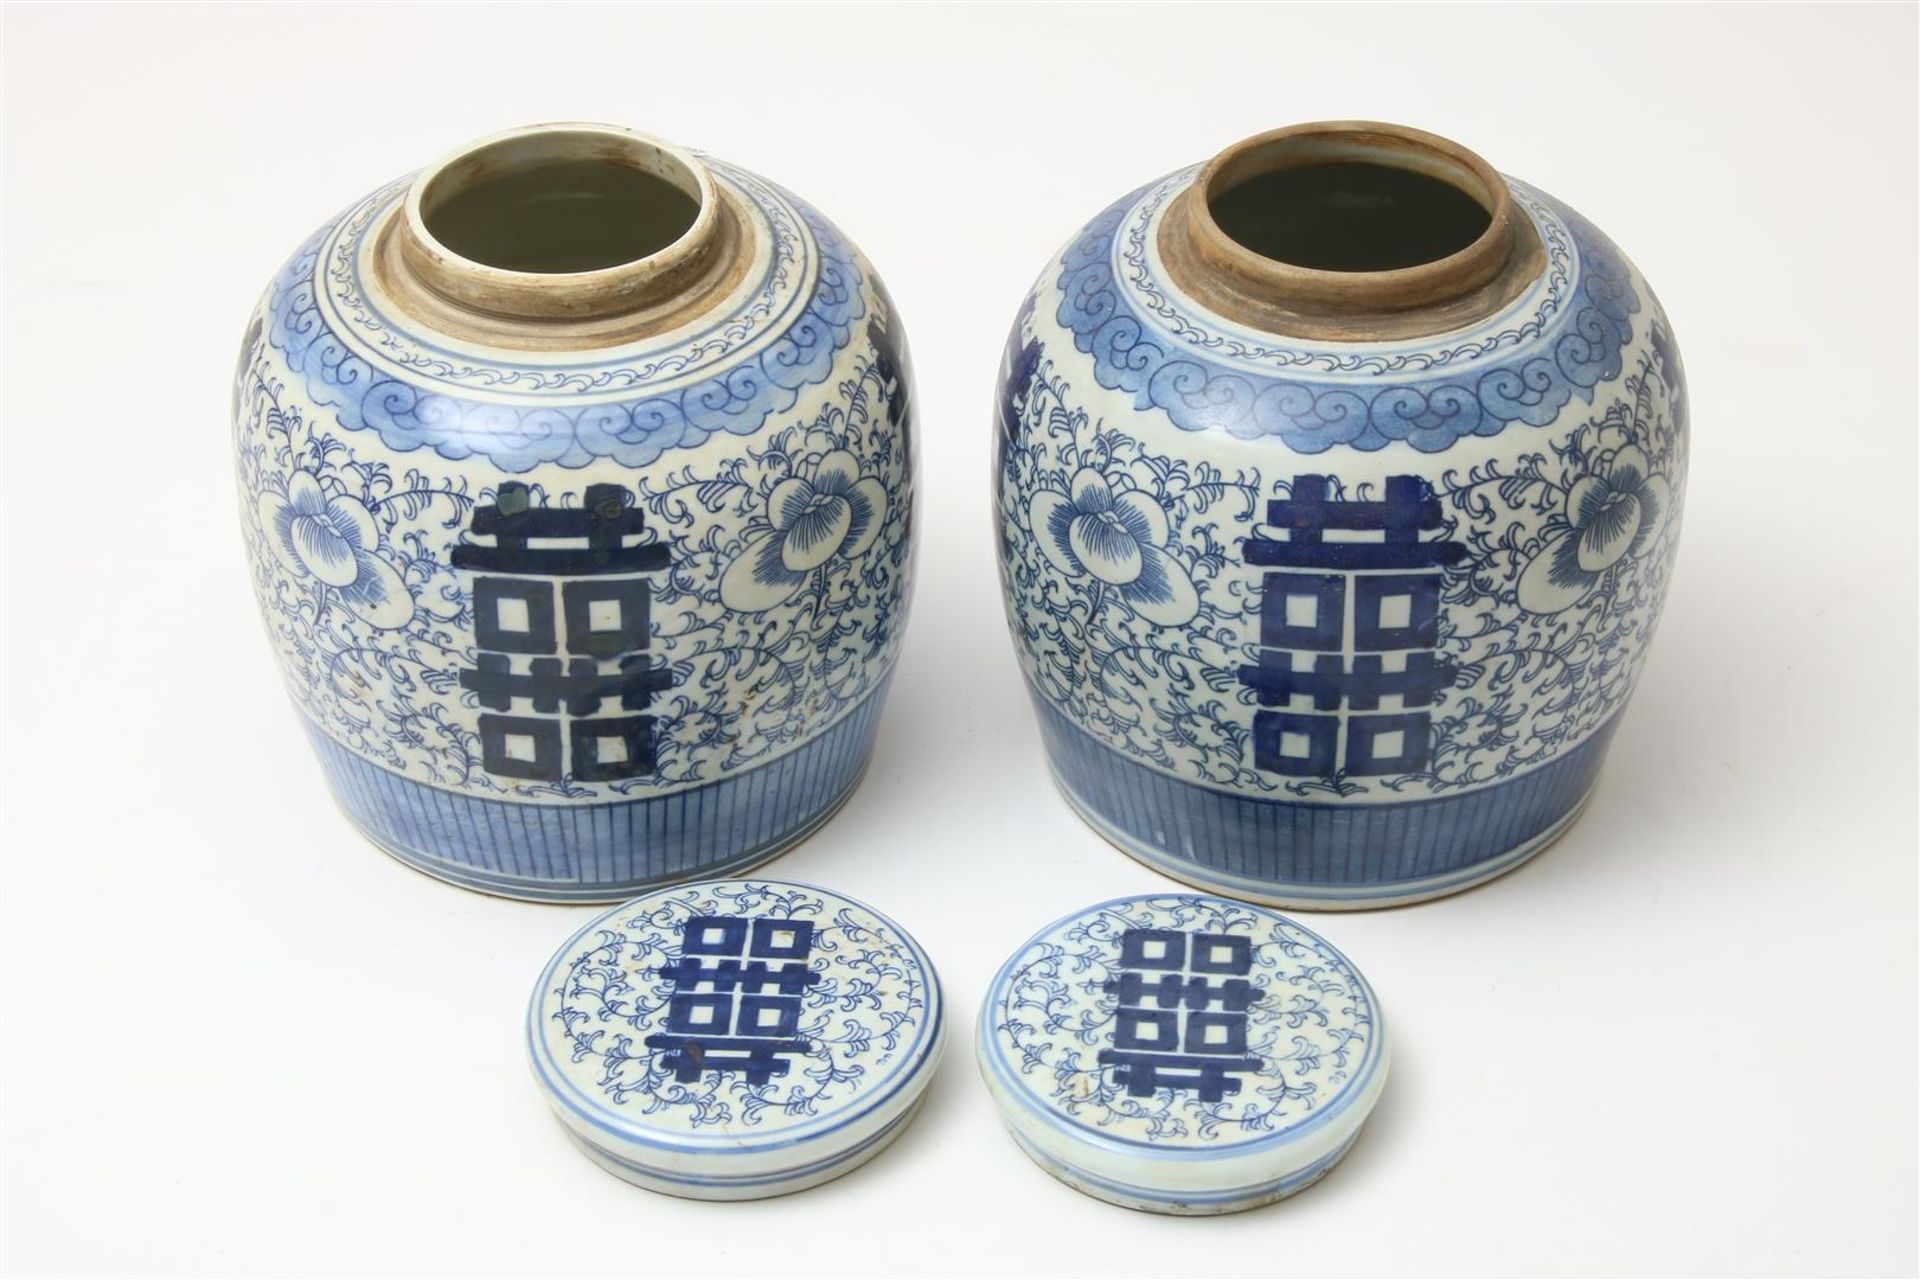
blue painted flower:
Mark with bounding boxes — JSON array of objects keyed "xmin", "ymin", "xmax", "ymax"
[
  {"xmin": 258, "ymin": 469, "xmax": 413, "ymax": 629},
  {"xmin": 1518, "ymin": 445, "xmax": 1670, "ymax": 614},
  {"xmin": 1031, "ymin": 468, "xmax": 1198, "ymax": 626},
  {"xmin": 721, "ymin": 449, "xmax": 888, "ymax": 611}
]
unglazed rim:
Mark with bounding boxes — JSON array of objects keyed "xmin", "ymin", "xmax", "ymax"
[
  {"xmin": 371, "ymin": 122, "xmax": 754, "ymax": 350},
  {"xmin": 1159, "ymin": 120, "xmax": 1547, "ymax": 341}
]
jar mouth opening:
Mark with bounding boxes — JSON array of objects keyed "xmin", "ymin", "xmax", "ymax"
[
  {"xmin": 410, "ymin": 125, "xmax": 711, "ymax": 279},
  {"xmin": 1205, "ymin": 138, "xmax": 1495, "ymax": 274},
  {"xmin": 1196, "ymin": 123, "xmax": 1512, "ymax": 289},
  {"xmin": 378, "ymin": 123, "xmax": 749, "ymax": 344},
  {"xmin": 1161, "ymin": 122, "xmax": 1544, "ymax": 340}
]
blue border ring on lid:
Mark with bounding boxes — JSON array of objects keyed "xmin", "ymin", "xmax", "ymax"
[
  {"xmin": 528, "ymin": 879, "xmax": 945, "ymax": 1200},
  {"xmin": 977, "ymin": 894, "xmax": 1387, "ymax": 1214}
]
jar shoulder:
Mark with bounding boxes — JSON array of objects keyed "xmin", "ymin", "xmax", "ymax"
[
  {"xmin": 999, "ymin": 168, "xmax": 1685, "ymax": 465},
  {"xmin": 237, "ymin": 160, "xmax": 909, "ymax": 478}
]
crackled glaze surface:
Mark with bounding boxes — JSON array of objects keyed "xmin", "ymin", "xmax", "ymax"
[
  {"xmin": 235, "ymin": 147, "xmax": 914, "ymax": 898},
  {"xmin": 995, "ymin": 162, "xmax": 1686, "ymax": 906},
  {"xmin": 528, "ymin": 880, "xmax": 942, "ymax": 1198}
]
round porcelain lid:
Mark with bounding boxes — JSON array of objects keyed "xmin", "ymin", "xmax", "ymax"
[
  {"xmin": 977, "ymin": 894, "xmax": 1387, "ymax": 1212},
  {"xmin": 528, "ymin": 880, "xmax": 943, "ymax": 1193}
]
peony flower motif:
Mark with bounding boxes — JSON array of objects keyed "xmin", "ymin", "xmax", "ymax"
[
  {"xmin": 1030, "ymin": 468, "xmax": 1198, "ymax": 626},
  {"xmin": 720, "ymin": 449, "xmax": 888, "ymax": 611},
  {"xmin": 258, "ymin": 470, "xmax": 414, "ymax": 629},
  {"xmin": 1517, "ymin": 445, "xmax": 1670, "ymax": 614}
]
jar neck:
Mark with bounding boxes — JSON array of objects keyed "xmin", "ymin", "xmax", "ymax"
[
  {"xmin": 1157, "ymin": 121, "xmax": 1546, "ymax": 342},
  {"xmin": 371, "ymin": 123, "xmax": 750, "ymax": 351}
]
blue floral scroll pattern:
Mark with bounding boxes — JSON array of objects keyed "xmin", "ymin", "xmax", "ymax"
[
  {"xmin": 234, "ymin": 300, "xmax": 913, "ymax": 801},
  {"xmin": 996, "ymin": 301, "xmax": 1686, "ymax": 800},
  {"xmin": 264, "ymin": 169, "xmax": 867, "ymax": 474},
  {"xmin": 1054, "ymin": 175, "xmax": 1640, "ymax": 453},
  {"xmin": 986, "ymin": 896, "xmax": 1379, "ymax": 1147},
  {"xmin": 541, "ymin": 883, "xmax": 936, "ymax": 1135}
]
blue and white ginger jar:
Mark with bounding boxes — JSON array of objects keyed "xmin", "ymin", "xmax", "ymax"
[
  {"xmin": 234, "ymin": 124, "xmax": 915, "ymax": 901},
  {"xmin": 994, "ymin": 122, "xmax": 1687, "ymax": 907}
]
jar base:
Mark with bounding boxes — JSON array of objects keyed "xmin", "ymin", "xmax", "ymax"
[
  {"xmin": 1032, "ymin": 687, "xmax": 1616, "ymax": 909},
  {"xmin": 1052, "ymin": 765, "xmax": 1593, "ymax": 910},
  {"xmin": 298, "ymin": 678, "xmax": 890, "ymax": 902},
  {"xmin": 343, "ymin": 771, "xmax": 862, "ymax": 904}
]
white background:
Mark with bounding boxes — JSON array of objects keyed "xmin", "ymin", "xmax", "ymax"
[{"xmin": 4, "ymin": 4, "xmax": 1915, "ymax": 1276}]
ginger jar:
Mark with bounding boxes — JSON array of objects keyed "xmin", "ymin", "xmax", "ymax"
[
  {"xmin": 234, "ymin": 123, "xmax": 915, "ymax": 901},
  {"xmin": 994, "ymin": 122, "xmax": 1687, "ymax": 907}
]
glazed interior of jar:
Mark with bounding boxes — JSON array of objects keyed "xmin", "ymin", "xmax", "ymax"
[
  {"xmin": 1160, "ymin": 122, "xmax": 1545, "ymax": 341},
  {"xmin": 417, "ymin": 132, "xmax": 704, "ymax": 275},
  {"xmin": 376, "ymin": 123, "xmax": 749, "ymax": 347}
]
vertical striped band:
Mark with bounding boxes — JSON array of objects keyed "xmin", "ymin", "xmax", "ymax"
[
  {"xmin": 301, "ymin": 679, "xmax": 891, "ymax": 902},
  {"xmin": 1032, "ymin": 685, "xmax": 1619, "ymax": 906}
]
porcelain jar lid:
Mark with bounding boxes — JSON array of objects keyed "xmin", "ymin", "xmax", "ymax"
[
  {"xmin": 977, "ymin": 894, "xmax": 1388, "ymax": 1214},
  {"xmin": 528, "ymin": 879, "xmax": 944, "ymax": 1200}
]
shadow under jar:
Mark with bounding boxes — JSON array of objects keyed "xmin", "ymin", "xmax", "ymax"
[
  {"xmin": 235, "ymin": 123, "xmax": 915, "ymax": 901},
  {"xmin": 993, "ymin": 121, "xmax": 1687, "ymax": 907}
]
